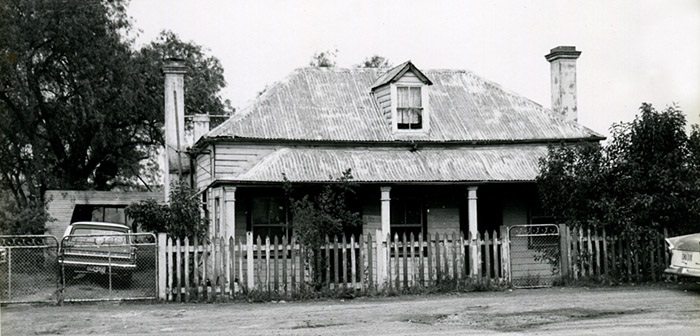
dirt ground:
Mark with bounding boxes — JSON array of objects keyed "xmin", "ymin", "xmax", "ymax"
[{"xmin": 1, "ymin": 283, "xmax": 699, "ymax": 336}]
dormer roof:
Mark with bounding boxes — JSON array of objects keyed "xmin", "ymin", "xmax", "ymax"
[{"xmin": 370, "ymin": 60, "xmax": 433, "ymax": 90}]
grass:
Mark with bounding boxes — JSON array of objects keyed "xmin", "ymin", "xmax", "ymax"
[{"xmin": 229, "ymin": 276, "xmax": 508, "ymax": 303}]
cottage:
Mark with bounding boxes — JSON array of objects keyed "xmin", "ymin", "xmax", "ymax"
[{"xmin": 166, "ymin": 46, "xmax": 602, "ymax": 254}]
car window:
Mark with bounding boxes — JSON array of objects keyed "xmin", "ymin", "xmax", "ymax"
[
  {"xmin": 68, "ymin": 227, "xmax": 129, "ymax": 245},
  {"xmin": 72, "ymin": 228, "xmax": 127, "ymax": 235}
]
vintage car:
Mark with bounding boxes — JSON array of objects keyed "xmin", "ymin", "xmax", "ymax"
[
  {"xmin": 665, "ymin": 233, "xmax": 700, "ymax": 278},
  {"xmin": 58, "ymin": 222, "xmax": 136, "ymax": 284}
]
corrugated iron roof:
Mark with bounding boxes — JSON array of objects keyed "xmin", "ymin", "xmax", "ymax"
[
  {"xmin": 229, "ymin": 145, "xmax": 548, "ymax": 183},
  {"xmin": 209, "ymin": 66, "xmax": 602, "ymax": 142}
]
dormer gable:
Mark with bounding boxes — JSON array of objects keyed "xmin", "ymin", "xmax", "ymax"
[
  {"xmin": 370, "ymin": 61, "xmax": 433, "ymax": 134},
  {"xmin": 370, "ymin": 61, "xmax": 433, "ymax": 90}
]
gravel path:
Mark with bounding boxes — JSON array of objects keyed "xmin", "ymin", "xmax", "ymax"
[{"xmin": 2, "ymin": 283, "xmax": 699, "ymax": 335}]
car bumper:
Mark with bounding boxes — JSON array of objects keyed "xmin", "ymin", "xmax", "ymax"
[
  {"xmin": 59, "ymin": 260, "xmax": 136, "ymax": 269},
  {"xmin": 664, "ymin": 265, "xmax": 700, "ymax": 278}
]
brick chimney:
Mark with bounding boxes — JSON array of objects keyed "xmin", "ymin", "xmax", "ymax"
[
  {"xmin": 545, "ymin": 46, "xmax": 581, "ymax": 122},
  {"xmin": 162, "ymin": 58, "xmax": 188, "ymax": 197}
]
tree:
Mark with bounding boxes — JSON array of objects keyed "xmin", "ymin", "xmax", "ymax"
[
  {"xmin": 0, "ymin": 0, "xmax": 158, "ymax": 200},
  {"xmin": 309, "ymin": 49, "xmax": 338, "ymax": 68},
  {"xmin": 356, "ymin": 55, "xmax": 391, "ymax": 68},
  {"xmin": 537, "ymin": 103, "xmax": 700, "ymax": 239},
  {"xmin": 0, "ymin": 0, "xmax": 230, "ymax": 219},
  {"xmin": 137, "ymin": 30, "xmax": 233, "ymax": 120}
]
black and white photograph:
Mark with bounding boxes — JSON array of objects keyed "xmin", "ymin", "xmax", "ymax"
[{"xmin": 1, "ymin": 0, "xmax": 699, "ymax": 335}]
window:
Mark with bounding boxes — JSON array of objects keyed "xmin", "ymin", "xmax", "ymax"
[
  {"xmin": 396, "ymin": 86, "xmax": 422, "ymax": 130},
  {"xmin": 214, "ymin": 197, "xmax": 221, "ymax": 237},
  {"xmin": 251, "ymin": 197, "xmax": 288, "ymax": 240},
  {"xmin": 71, "ymin": 205, "xmax": 133, "ymax": 229},
  {"xmin": 202, "ymin": 192, "xmax": 209, "ymax": 234},
  {"xmin": 390, "ymin": 197, "xmax": 425, "ymax": 240}
]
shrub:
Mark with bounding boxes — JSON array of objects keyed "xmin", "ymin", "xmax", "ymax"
[
  {"xmin": 126, "ymin": 182, "xmax": 206, "ymax": 240},
  {"xmin": 0, "ymin": 192, "xmax": 52, "ymax": 235}
]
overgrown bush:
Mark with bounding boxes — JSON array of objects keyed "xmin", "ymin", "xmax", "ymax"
[
  {"xmin": 0, "ymin": 192, "xmax": 52, "ymax": 235},
  {"xmin": 538, "ymin": 103, "xmax": 700, "ymax": 239},
  {"xmin": 126, "ymin": 182, "xmax": 206, "ymax": 240},
  {"xmin": 282, "ymin": 169, "xmax": 363, "ymax": 288}
]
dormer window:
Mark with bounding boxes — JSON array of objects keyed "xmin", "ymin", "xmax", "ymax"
[
  {"xmin": 397, "ymin": 86, "xmax": 423, "ymax": 129},
  {"xmin": 370, "ymin": 60, "xmax": 433, "ymax": 134}
]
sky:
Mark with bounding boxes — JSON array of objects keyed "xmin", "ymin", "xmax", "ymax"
[{"xmin": 127, "ymin": 0, "xmax": 700, "ymax": 137}]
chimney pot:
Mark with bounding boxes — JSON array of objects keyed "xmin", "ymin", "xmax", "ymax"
[
  {"xmin": 193, "ymin": 114, "xmax": 210, "ymax": 143},
  {"xmin": 162, "ymin": 58, "xmax": 187, "ymax": 74}
]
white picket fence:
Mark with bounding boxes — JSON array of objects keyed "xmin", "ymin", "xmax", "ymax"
[{"xmin": 157, "ymin": 230, "xmax": 508, "ymax": 302}]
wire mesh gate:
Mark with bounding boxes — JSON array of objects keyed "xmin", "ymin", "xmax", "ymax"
[
  {"xmin": 0, "ymin": 235, "xmax": 60, "ymax": 304},
  {"xmin": 59, "ymin": 233, "xmax": 157, "ymax": 302},
  {"xmin": 509, "ymin": 224, "xmax": 561, "ymax": 288}
]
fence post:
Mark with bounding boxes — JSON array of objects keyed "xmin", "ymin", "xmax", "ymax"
[
  {"xmin": 246, "ymin": 232, "xmax": 255, "ymax": 290},
  {"xmin": 602, "ymin": 228, "xmax": 608, "ymax": 276},
  {"xmin": 470, "ymin": 232, "xmax": 479, "ymax": 277},
  {"xmin": 559, "ymin": 224, "xmax": 570, "ymax": 279},
  {"xmin": 176, "ymin": 238, "xmax": 182, "ymax": 302},
  {"xmin": 157, "ymin": 233, "xmax": 167, "ymax": 301},
  {"xmin": 375, "ymin": 229, "xmax": 386, "ymax": 289},
  {"xmin": 184, "ymin": 237, "xmax": 190, "ymax": 302},
  {"xmin": 167, "ymin": 237, "xmax": 174, "ymax": 301},
  {"xmin": 500, "ymin": 226, "xmax": 510, "ymax": 283}
]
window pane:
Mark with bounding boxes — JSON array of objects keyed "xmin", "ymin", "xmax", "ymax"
[
  {"xmin": 391, "ymin": 198, "xmax": 423, "ymax": 225},
  {"xmin": 104, "ymin": 207, "xmax": 125, "ymax": 223},
  {"xmin": 91, "ymin": 207, "xmax": 104, "ymax": 221},
  {"xmin": 214, "ymin": 198, "xmax": 220, "ymax": 235},
  {"xmin": 397, "ymin": 87, "xmax": 421, "ymax": 108},
  {"xmin": 252, "ymin": 198, "xmax": 286, "ymax": 225},
  {"xmin": 397, "ymin": 108, "xmax": 409, "ymax": 124},
  {"xmin": 391, "ymin": 200, "xmax": 405, "ymax": 224},
  {"xmin": 405, "ymin": 200, "xmax": 422, "ymax": 224},
  {"xmin": 409, "ymin": 87, "xmax": 421, "ymax": 107},
  {"xmin": 409, "ymin": 108, "xmax": 422, "ymax": 125},
  {"xmin": 252, "ymin": 197, "xmax": 288, "ymax": 240},
  {"xmin": 397, "ymin": 87, "xmax": 410, "ymax": 107}
]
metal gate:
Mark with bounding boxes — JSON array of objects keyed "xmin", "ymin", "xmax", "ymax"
[
  {"xmin": 509, "ymin": 224, "xmax": 561, "ymax": 288},
  {"xmin": 0, "ymin": 235, "xmax": 60, "ymax": 304},
  {"xmin": 60, "ymin": 233, "xmax": 157, "ymax": 302}
]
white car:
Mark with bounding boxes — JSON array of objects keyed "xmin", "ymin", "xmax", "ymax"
[
  {"xmin": 58, "ymin": 222, "xmax": 136, "ymax": 285},
  {"xmin": 665, "ymin": 233, "xmax": 700, "ymax": 278}
]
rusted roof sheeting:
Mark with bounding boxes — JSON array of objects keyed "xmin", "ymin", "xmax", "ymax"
[
  {"xmin": 232, "ymin": 145, "xmax": 548, "ymax": 183},
  {"xmin": 210, "ymin": 67, "xmax": 601, "ymax": 142}
]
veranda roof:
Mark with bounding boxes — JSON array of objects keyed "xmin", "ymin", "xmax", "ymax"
[{"xmin": 225, "ymin": 144, "xmax": 549, "ymax": 183}]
